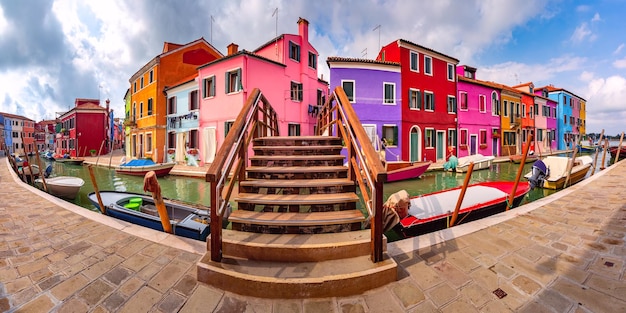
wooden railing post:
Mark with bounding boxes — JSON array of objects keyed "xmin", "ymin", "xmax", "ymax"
[
  {"xmin": 371, "ymin": 180, "xmax": 384, "ymax": 262},
  {"xmin": 508, "ymin": 133, "xmax": 532, "ymax": 210},
  {"xmin": 614, "ymin": 132, "xmax": 624, "ymax": 165},
  {"xmin": 210, "ymin": 179, "xmax": 222, "ymax": 262},
  {"xmin": 591, "ymin": 129, "xmax": 604, "ymax": 175}
]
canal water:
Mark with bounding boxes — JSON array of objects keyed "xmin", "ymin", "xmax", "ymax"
[{"xmin": 28, "ymin": 148, "xmax": 613, "ymax": 214}]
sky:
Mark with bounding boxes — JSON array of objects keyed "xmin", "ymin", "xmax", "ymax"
[{"xmin": 0, "ymin": 0, "xmax": 625, "ymax": 136}]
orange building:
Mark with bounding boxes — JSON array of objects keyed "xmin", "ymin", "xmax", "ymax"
[{"xmin": 127, "ymin": 38, "xmax": 223, "ymax": 162}]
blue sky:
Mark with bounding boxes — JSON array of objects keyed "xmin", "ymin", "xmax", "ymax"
[{"xmin": 0, "ymin": 0, "xmax": 624, "ymax": 136}]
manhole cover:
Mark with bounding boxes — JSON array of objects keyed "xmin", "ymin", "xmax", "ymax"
[
  {"xmin": 604, "ymin": 261, "xmax": 614, "ymax": 267},
  {"xmin": 493, "ymin": 288, "xmax": 507, "ymax": 299}
]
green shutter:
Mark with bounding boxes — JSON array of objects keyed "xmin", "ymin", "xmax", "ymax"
[
  {"xmin": 211, "ymin": 77, "xmax": 215, "ymax": 96},
  {"xmin": 237, "ymin": 69, "xmax": 243, "ymax": 91},
  {"xmin": 225, "ymin": 72, "xmax": 230, "ymax": 93}
]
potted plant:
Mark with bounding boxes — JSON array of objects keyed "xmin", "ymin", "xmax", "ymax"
[{"xmin": 89, "ymin": 149, "xmax": 97, "ymax": 156}]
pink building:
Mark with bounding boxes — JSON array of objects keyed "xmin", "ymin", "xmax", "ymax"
[
  {"xmin": 196, "ymin": 18, "xmax": 328, "ymax": 165},
  {"xmin": 456, "ymin": 67, "xmax": 501, "ymax": 157}
]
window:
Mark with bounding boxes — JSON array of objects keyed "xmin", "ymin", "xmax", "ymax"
[
  {"xmin": 146, "ymin": 133, "xmax": 152, "ymax": 152},
  {"xmin": 503, "ymin": 100, "xmax": 508, "ymax": 116},
  {"xmin": 288, "ymin": 124, "xmax": 301, "ymax": 136},
  {"xmin": 147, "ymin": 98, "xmax": 153, "ymax": 116},
  {"xmin": 460, "ymin": 129, "xmax": 468, "ymax": 145},
  {"xmin": 308, "ymin": 52, "xmax": 317, "ymax": 69},
  {"xmin": 447, "ymin": 96, "xmax": 456, "ymax": 113},
  {"xmin": 290, "ymin": 81, "xmax": 303, "ymax": 101},
  {"xmin": 225, "ymin": 69, "xmax": 242, "ymax": 93},
  {"xmin": 425, "ymin": 128, "xmax": 435, "ymax": 148},
  {"xmin": 203, "ymin": 76, "xmax": 215, "ymax": 98},
  {"xmin": 491, "ymin": 92, "xmax": 500, "ymax": 116},
  {"xmin": 522, "ymin": 104, "xmax": 526, "ymax": 117},
  {"xmin": 480, "ymin": 129, "xmax": 487, "ymax": 145},
  {"xmin": 140, "ymin": 77, "xmax": 144, "ymax": 88},
  {"xmin": 382, "ymin": 125, "xmax": 398, "ymax": 146},
  {"xmin": 424, "ymin": 56, "xmax": 432, "ymax": 75},
  {"xmin": 149, "ymin": 70, "xmax": 154, "ymax": 83},
  {"xmin": 224, "ymin": 121, "xmax": 234, "ymax": 137},
  {"xmin": 189, "ymin": 90, "xmax": 199, "ymax": 110},
  {"xmin": 447, "ymin": 63, "xmax": 455, "ymax": 81},
  {"xmin": 448, "ymin": 129, "xmax": 457, "ymax": 147},
  {"xmin": 479, "ymin": 95, "xmax": 486, "ymax": 113},
  {"xmin": 409, "ymin": 89, "xmax": 421, "ymax": 110},
  {"xmin": 189, "ymin": 129, "xmax": 198, "ymax": 149},
  {"xmin": 140, "ymin": 102, "xmax": 143, "ymax": 118},
  {"xmin": 410, "ymin": 51, "xmax": 419, "ymax": 72},
  {"xmin": 424, "ymin": 92, "xmax": 434, "ymax": 111},
  {"xmin": 289, "ymin": 41, "xmax": 300, "ymax": 62},
  {"xmin": 383, "ymin": 83, "xmax": 395, "ymax": 104},
  {"xmin": 168, "ymin": 132, "xmax": 176, "ymax": 148},
  {"xmin": 537, "ymin": 129, "xmax": 544, "ymax": 141},
  {"xmin": 317, "ymin": 89, "xmax": 325, "ymax": 106},
  {"xmin": 342, "ymin": 80, "xmax": 355, "ymax": 102},
  {"xmin": 132, "ymin": 103, "xmax": 136, "ymax": 120},
  {"xmin": 534, "ymin": 103, "xmax": 539, "ymax": 116},
  {"xmin": 504, "ymin": 131, "xmax": 516, "ymax": 146},
  {"xmin": 133, "ymin": 82, "xmax": 137, "ymax": 93},
  {"xmin": 460, "ymin": 92, "xmax": 468, "ymax": 110},
  {"xmin": 564, "ymin": 115, "xmax": 567, "ymax": 124}
]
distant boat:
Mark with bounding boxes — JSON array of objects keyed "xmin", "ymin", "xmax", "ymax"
[
  {"xmin": 115, "ymin": 159, "xmax": 175, "ymax": 177},
  {"xmin": 87, "ymin": 191, "xmax": 225, "ymax": 241},
  {"xmin": 524, "ymin": 156, "xmax": 593, "ymax": 190},
  {"xmin": 455, "ymin": 154, "xmax": 495, "ymax": 172},
  {"xmin": 55, "ymin": 157, "xmax": 85, "ymax": 165},
  {"xmin": 36, "ymin": 176, "xmax": 85, "ymax": 200},
  {"xmin": 577, "ymin": 145, "xmax": 597, "ymax": 153},
  {"xmin": 609, "ymin": 146, "xmax": 626, "ymax": 160},
  {"xmin": 397, "ymin": 181, "xmax": 530, "ymax": 237},
  {"xmin": 509, "ymin": 154, "xmax": 539, "ymax": 164},
  {"xmin": 386, "ymin": 161, "xmax": 431, "ymax": 182}
]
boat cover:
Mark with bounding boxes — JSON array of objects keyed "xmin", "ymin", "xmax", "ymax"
[{"xmin": 120, "ymin": 159, "xmax": 156, "ymax": 167}]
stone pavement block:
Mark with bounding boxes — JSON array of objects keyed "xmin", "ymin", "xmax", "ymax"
[
  {"xmin": 121, "ymin": 252, "xmax": 153, "ymax": 272},
  {"xmin": 488, "ymin": 263, "xmax": 515, "ymax": 279},
  {"xmin": 500, "ymin": 254, "xmax": 556, "ymax": 285},
  {"xmin": 119, "ymin": 276, "xmax": 145, "ymax": 297},
  {"xmin": 586, "ymin": 273, "xmax": 626, "ymax": 299},
  {"xmin": 480, "ymin": 299, "xmax": 513, "ymax": 313},
  {"xmin": 274, "ymin": 300, "xmax": 303, "ymax": 313},
  {"xmin": 425, "ymin": 283, "xmax": 458, "ymax": 307},
  {"xmin": 440, "ymin": 296, "xmax": 478, "ymax": 313},
  {"xmin": 55, "ymin": 297, "xmax": 90, "ymax": 313},
  {"xmin": 157, "ymin": 291, "xmax": 185, "ymax": 313},
  {"xmin": 401, "ymin": 258, "xmax": 444, "ymax": 290},
  {"xmin": 497, "ymin": 280, "xmax": 530, "ymax": 311},
  {"xmin": 443, "ymin": 249, "xmax": 481, "ymax": 273},
  {"xmin": 552, "ymin": 277, "xmax": 626, "ymax": 313},
  {"xmin": 9, "ymin": 285, "xmax": 38, "ymax": 308},
  {"xmin": 459, "ymin": 283, "xmax": 491, "ymax": 308},
  {"xmin": 117, "ymin": 286, "xmax": 162, "ymax": 313},
  {"xmin": 16, "ymin": 257, "xmax": 50, "ymax": 276},
  {"xmin": 82, "ymin": 254, "xmax": 124, "ymax": 280},
  {"xmin": 38, "ymin": 274, "xmax": 64, "ymax": 291},
  {"xmin": 4, "ymin": 276, "xmax": 31, "ymax": 294},
  {"xmin": 588, "ymin": 256, "xmax": 623, "ymax": 278},
  {"xmin": 431, "ymin": 260, "xmax": 471, "ymax": 288},
  {"xmin": 179, "ymin": 284, "xmax": 223, "ymax": 313},
  {"xmin": 533, "ymin": 289, "xmax": 574, "ymax": 312},
  {"xmin": 302, "ymin": 298, "xmax": 334, "ymax": 313},
  {"xmin": 77, "ymin": 278, "xmax": 114, "ymax": 306},
  {"xmin": 103, "ymin": 266, "xmax": 133, "ymax": 286},
  {"xmin": 364, "ymin": 288, "xmax": 404, "ymax": 313},
  {"xmin": 116, "ymin": 238, "xmax": 149, "ymax": 258},
  {"xmin": 102, "ymin": 291, "xmax": 126, "ymax": 312},
  {"xmin": 407, "ymin": 300, "xmax": 437, "ymax": 313},
  {"xmin": 14, "ymin": 294, "xmax": 55, "ymax": 313},
  {"xmin": 50, "ymin": 273, "xmax": 90, "ymax": 301},
  {"xmin": 468, "ymin": 267, "xmax": 498, "ymax": 290},
  {"xmin": 148, "ymin": 262, "xmax": 187, "ymax": 293},
  {"xmin": 512, "ymin": 275, "xmax": 541, "ymax": 295},
  {"xmin": 173, "ymin": 274, "xmax": 197, "ymax": 297},
  {"xmin": 391, "ymin": 280, "xmax": 425, "ymax": 309}
]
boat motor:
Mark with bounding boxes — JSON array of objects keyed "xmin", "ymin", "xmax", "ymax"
[{"xmin": 528, "ymin": 159, "xmax": 549, "ymax": 189}]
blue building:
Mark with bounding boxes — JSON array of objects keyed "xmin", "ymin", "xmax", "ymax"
[{"xmin": 535, "ymin": 86, "xmax": 585, "ymax": 150}]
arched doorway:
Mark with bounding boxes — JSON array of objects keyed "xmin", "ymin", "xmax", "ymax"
[{"xmin": 409, "ymin": 126, "xmax": 422, "ymax": 162}]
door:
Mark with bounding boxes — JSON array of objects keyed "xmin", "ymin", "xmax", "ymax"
[
  {"xmin": 470, "ymin": 135, "xmax": 478, "ymax": 155},
  {"xmin": 436, "ymin": 131, "xmax": 445, "ymax": 160},
  {"xmin": 410, "ymin": 127, "xmax": 420, "ymax": 162},
  {"xmin": 492, "ymin": 138, "xmax": 498, "ymax": 156},
  {"xmin": 138, "ymin": 134, "xmax": 144, "ymax": 158}
]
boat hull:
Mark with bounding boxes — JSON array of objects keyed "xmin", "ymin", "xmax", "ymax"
[
  {"xmin": 386, "ymin": 161, "xmax": 431, "ymax": 182},
  {"xmin": 398, "ymin": 181, "xmax": 530, "ymax": 238},
  {"xmin": 115, "ymin": 163, "xmax": 175, "ymax": 177},
  {"xmin": 509, "ymin": 154, "xmax": 538, "ymax": 164},
  {"xmin": 55, "ymin": 158, "xmax": 85, "ymax": 166},
  {"xmin": 36, "ymin": 176, "xmax": 84, "ymax": 199},
  {"xmin": 541, "ymin": 164, "xmax": 591, "ymax": 189},
  {"xmin": 609, "ymin": 146, "xmax": 626, "ymax": 160},
  {"xmin": 87, "ymin": 191, "xmax": 210, "ymax": 241},
  {"xmin": 455, "ymin": 157, "xmax": 494, "ymax": 172}
]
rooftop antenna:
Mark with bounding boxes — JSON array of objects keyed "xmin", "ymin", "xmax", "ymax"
[
  {"xmin": 361, "ymin": 48, "xmax": 367, "ymax": 58},
  {"xmin": 210, "ymin": 15, "xmax": 215, "ymax": 43},
  {"xmin": 373, "ymin": 24, "xmax": 381, "ymax": 52},
  {"xmin": 272, "ymin": 7, "xmax": 279, "ymax": 58}
]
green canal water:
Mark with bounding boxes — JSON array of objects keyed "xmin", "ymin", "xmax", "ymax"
[{"xmin": 29, "ymin": 149, "xmax": 612, "ymax": 214}]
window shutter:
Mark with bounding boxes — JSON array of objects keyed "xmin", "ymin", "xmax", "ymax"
[
  {"xmin": 393, "ymin": 126, "xmax": 398, "ymax": 146},
  {"xmin": 211, "ymin": 77, "xmax": 215, "ymax": 96},
  {"xmin": 225, "ymin": 72, "xmax": 230, "ymax": 93},
  {"xmin": 408, "ymin": 90, "xmax": 412, "ymax": 109},
  {"xmin": 237, "ymin": 69, "xmax": 243, "ymax": 91},
  {"xmin": 417, "ymin": 91, "xmax": 421, "ymax": 109},
  {"xmin": 202, "ymin": 80, "xmax": 206, "ymax": 98}
]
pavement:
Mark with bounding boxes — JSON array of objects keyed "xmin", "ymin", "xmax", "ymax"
[{"xmin": 1, "ymin": 153, "xmax": 625, "ymax": 312}]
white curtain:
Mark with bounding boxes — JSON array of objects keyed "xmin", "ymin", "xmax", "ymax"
[{"xmin": 203, "ymin": 127, "xmax": 216, "ymax": 163}]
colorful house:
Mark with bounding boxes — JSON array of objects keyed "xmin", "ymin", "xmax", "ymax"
[
  {"xmin": 0, "ymin": 118, "xmax": 4, "ymax": 154},
  {"xmin": 35, "ymin": 120, "xmax": 56, "ymax": 152},
  {"xmin": 164, "ymin": 74, "xmax": 201, "ymax": 165},
  {"xmin": 327, "ymin": 57, "xmax": 402, "ymax": 162},
  {"xmin": 535, "ymin": 85, "xmax": 586, "ymax": 150},
  {"xmin": 127, "ymin": 38, "xmax": 223, "ymax": 162},
  {"xmin": 196, "ymin": 18, "xmax": 328, "ymax": 165},
  {"xmin": 377, "ymin": 39, "xmax": 459, "ymax": 162},
  {"xmin": 56, "ymin": 98, "xmax": 108, "ymax": 157},
  {"xmin": 456, "ymin": 66, "xmax": 501, "ymax": 157},
  {"xmin": 497, "ymin": 87, "xmax": 523, "ymax": 156},
  {"xmin": 0, "ymin": 113, "xmax": 34, "ymax": 156}
]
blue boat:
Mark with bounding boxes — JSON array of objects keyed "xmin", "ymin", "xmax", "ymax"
[{"xmin": 87, "ymin": 191, "xmax": 228, "ymax": 241}]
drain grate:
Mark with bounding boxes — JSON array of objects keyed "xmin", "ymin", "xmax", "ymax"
[{"xmin": 493, "ymin": 288, "xmax": 507, "ymax": 299}]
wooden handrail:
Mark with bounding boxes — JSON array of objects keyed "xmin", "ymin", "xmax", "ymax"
[
  {"xmin": 316, "ymin": 86, "xmax": 387, "ymax": 263},
  {"xmin": 206, "ymin": 88, "xmax": 279, "ymax": 262}
]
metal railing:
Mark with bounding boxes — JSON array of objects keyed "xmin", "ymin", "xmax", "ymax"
[
  {"xmin": 205, "ymin": 88, "xmax": 279, "ymax": 262},
  {"xmin": 316, "ymin": 86, "xmax": 387, "ymax": 262}
]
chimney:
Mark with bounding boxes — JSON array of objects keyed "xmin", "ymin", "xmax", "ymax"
[
  {"xmin": 298, "ymin": 17, "xmax": 309, "ymax": 44},
  {"xmin": 227, "ymin": 43, "xmax": 239, "ymax": 56}
]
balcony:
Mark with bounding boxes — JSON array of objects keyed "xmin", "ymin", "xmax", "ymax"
[{"xmin": 123, "ymin": 119, "xmax": 136, "ymax": 127}]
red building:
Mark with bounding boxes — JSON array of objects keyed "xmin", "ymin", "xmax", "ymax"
[
  {"xmin": 56, "ymin": 98, "xmax": 108, "ymax": 157},
  {"xmin": 377, "ymin": 39, "xmax": 459, "ymax": 162}
]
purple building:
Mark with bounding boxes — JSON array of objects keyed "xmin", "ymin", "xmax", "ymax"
[{"xmin": 327, "ymin": 57, "xmax": 402, "ymax": 161}]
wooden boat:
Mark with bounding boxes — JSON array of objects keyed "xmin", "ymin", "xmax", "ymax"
[
  {"xmin": 609, "ymin": 146, "xmax": 626, "ymax": 160},
  {"xmin": 396, "ymin": 181, "xmax": 530, "ymax": 238},
  {"xmin": 386, "ymin": 161, "xmax": 431, "ymax": 182},
  {"xmin": 577, "ymin": 145, "xmax": 597, "ymax": 153},
  {"xmin": 115, "ymin": 159, "xmax": 175, "ymax": 177},
  {"xmin": 455, "ymin": 154, "xmax": 495, "ymax": 172},
  {"xmin": 18, "ymin": 164, "xmax": 40, "ymax": 177},
  {"xmin": 35, "ymin": 176, "xmax": 85, "ymax": 199},
  {"xmin": 509, "ymin": 154, "xmax": 538, "ymax": 164},
  {"xmin": 524, "ymin": 155, "xmax": 593, "ymax": 190},
  {"xmin": 87, "ymin": 191, "xmax": 225, "ymax": 241},
  {"xmin": 55, "ymin": 157, "xmax": 85, "ymax": 165}
]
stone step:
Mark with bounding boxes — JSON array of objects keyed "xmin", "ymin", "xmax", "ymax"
[
  {"xmin": 229, "ymin": 209, "xmax": 364, "ymax": 233},
  {"xmin": 246, "ymin": 165, "xmax": 348, "ymax": 179},
  {"xmin": 197, "ymin": 253, "xmax": 397, "ymax": 299},
  {"xmin": 209, "ymin": 229, "xmax": 385, "ymax": 262},
  {"xmin": 253, "ymin": 136, "xmax": 342, "ymax": 147},
  {"xmin": 252, "ymin": 145, "xmax": 344, "ymax": 156},
  {"xmin": 239, "ymin": 178, "xmax": 355, "ymax": 194},
  {"xmin": 249, "ymin": 154, "xmax": 345, "ymax": 167}
]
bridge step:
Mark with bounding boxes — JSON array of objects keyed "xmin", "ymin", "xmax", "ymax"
[{"xmin": 229, "ymin": 210, "xmax": 364, "ymax": 233}]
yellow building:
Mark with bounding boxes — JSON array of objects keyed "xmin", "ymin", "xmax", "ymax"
[
  {"xmin": 499, "ymin": 87, "xmax": 523, "ymax": 156},
  {"xmin": 127, "ymin": 38, "xmax": 222, "ymax": 162},
  {"xmin": 579, "ymin": 100, "xmax": 586, "ymax": 136}
]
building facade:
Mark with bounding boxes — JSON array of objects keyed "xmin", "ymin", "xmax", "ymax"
[{"xmin": 56, "ymin": 99, "xmax": 107, "ymax": 157}]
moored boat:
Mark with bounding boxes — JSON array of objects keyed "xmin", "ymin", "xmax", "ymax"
[
  {"xmin": 509, "ymin": 154, "xmax": 538, "ymax": 164},
  {"xmin": 577, "ymin": 145, "xmax": 597, "ymax": 153},
  {"xmin": 524, "ymin": 155, "xmax": 593, "ymax": 190},
  {"xmin": 55, "ymin": 157, "xmax": 85, "ymax": 165},
  {"xmin": 35, "ymin": 176, "xmax": 85, "ymax": 199},
  {"xmin": 88, "ymin": 191, "xmax": 226, "ymax": 241},
  {"xmin": 396, "ymin": 181, "xmax": 530, "ymax": 237},
  {"xmin": 386, "ymin": 161, "xmax": 431, "ymax": 182},
  {"xmin": 455, "ymin": 154, "xmax": 495, "ymax": 172},
  {"xmin": 115, "ymin": 159, "xmax": 175, "ymax": 177},
  {"xmin": 609, "ymin": 146, "xmax": 626, "ymax": 160}
]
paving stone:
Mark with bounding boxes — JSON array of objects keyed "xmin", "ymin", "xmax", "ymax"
[
  {"xmin": 425, "ymin": 283, "xmax": 458, "ymax": 307},
  {"xmin": 15, "ymin": 294, "xmax": 55, "ymax": 313},
  {"xmin": 119, "ymin": 276, "xmax": 145, "ymax": 297},
  {"xmin": 364, "ymin": 288, "xmax": 404, "ymax": 313},
  {"xmin": 56, "ymin": 297, "xmax": 90, "ymax": 313},
  {"xmin": 302, "ymin": 298, "xmax": 334, "ymax": 313},
  {"xmin": 50, "ymin": 274, "xmax": 90, "ymax": 301},
  {"xmin": 5, "ymin": 276, "xmax": 31, "ymax": 294},
  {"xmin": 148, "ymin": 262, "xmax": 187, "ymax": 293},
  {"xmin": 157, "ymin": 292, "xmax": 185, "ymax": 313},
  {"xmin": 401, "ymin": 258, "xmax": 444, "ymax": 290},
  {"xmin": 586, "ymin": 273, "xmax": 626, "ymax": 299},
  {"xmin": 443, "ymin": 249, "xmax": 481, "ymax": 273},
  {"xmin": 552, "ymin": 278, "xmax": 626, "ymax": 312},
  {"xmin": 173, "ymin": 274, "xmax": 198, "ymax": 296},
  {"xmin": 179, "ymin": 284, "xmax": 223, "ymax": 313},
  {"xmin": 103, "ymin": 266, "xmax": 133, "ymax": 286},
  {"xmin": 533, "ymin": 289, "xmax": 574, "ymax": 312},
  {"xmin": 117, "ymin": 286, "xmax": 161, "ymax": 313},
  {"xmin": 275, "ymin": 300, "xmax": 303, "ymax": 313},
  {"xmin": 102, "ymin": 291, "xmax": 126, "ymax": 312},
  {"xmin": 121, "ymin": 252, "xmax": 153, "ymax": 272},
  {"xmin": 0, "ymin": 297, "xmax": 10, "ymax": 312},
  {"xmin": 391, "ymin": 280, "xmax": 425, "ymax": 308},
  {"xmin": 488, "ymin": 263, "xmax": 515, "ymax": 279},
  {"xmin": 459, "ymin": 283, "xmax": 491, "ymax": 308},
  {"xmin": 512, "ymin": 275, "xmax": 542, "ymax": 295},
  {"xmin": 407, "ymin": 300, "xmax": 437, "ymax": 313},
  {"xmin": 431, "ymin": 260, "xmax": 471, "ymax": 288},
  {"xmin": 77, "ymin": 278, "xmax": 114, "ymax": 306},
  {"xmin": 440, "ymin": 296, "xmax": 478, "ymax": 313}
]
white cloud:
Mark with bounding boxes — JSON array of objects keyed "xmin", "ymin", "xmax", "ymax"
[
  {"xmin": 576, "ymin": 5, "xmax": 591, "ymax": 12},
  {"xmin": 570, "ymin": 22, "xmax": 595, "ymax": 43},
  {"xmin": 614, "ymin": 58, "xmax": 626, "ymax": 69},
  {"xmin": 478, "ymin": 56, "xmax": 586, "ymax": 86},
  {"xmin": 591, "ymin": 12, "xmax": 601, "ymax": 22},
  {"xmin": 614, "ymin": 43, "xmax": 625, "ymax": 55},
  {"xmin": 580, "ymin": 74, "xmax": 626, "ymax": 135},
  {"xmin": 0, "ymin": 5, "xmax": 8, "ymax": 35}
]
